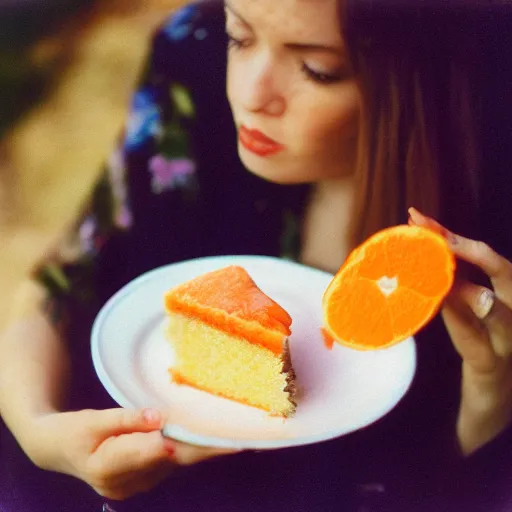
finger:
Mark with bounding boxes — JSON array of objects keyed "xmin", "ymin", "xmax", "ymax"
[
  {"xmin": 450, "ymin": 281, "xmax": 512, "ymax": 360},
  {"xmin": 104, "ymin": 438, "xmax": 234, "ymax": 500},
  {"xmin": 94, "ymin": 431, "xmax": 174, "ymax": 476},
  {"xmin": 458, "ymin": 283, "xmax": 496, "ymax": 321},
  {"xmin": 408, "ymin": 207, "xmax": 449, "ymax": 238},
  {"xmin": 173, "ymin": 442, "xmax": 238, "ymax": 466},
  {"xmin": 107, "ymin": 460, "xmax": 175, "ymax": 499},
  {"xmin": 89, "ymin": 442, "xmax": 175, "ymax": 499},
  {"xmin": 409, "ymin": 208, "xmax": 512, "ymax": 306},
  {"xmin": 96, "ymin": 462, "xmax": 175, "ymax": 501},
  {"xmin": 90, "ymin": 408, "xmax": 164, "ymax": 438},
  {"xmin": 131, "ymin": 460, "xmax": 175, "ymax": 495},
  {"xmin": 446, "ymin": 236, "xmax": 512, "ymax": 295},
  {"xmin": 442, "ymin": 284, "xmax": 496, "ymax": 373}
]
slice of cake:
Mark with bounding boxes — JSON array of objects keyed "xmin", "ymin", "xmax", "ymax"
[{"xmin": 164, "ymin": 265, "xmax": 297, "ymax": 417}]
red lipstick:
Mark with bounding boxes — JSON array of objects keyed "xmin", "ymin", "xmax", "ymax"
[{"xmin": 239, "ymin": 126, "xmax": 284, "ymax": 157}]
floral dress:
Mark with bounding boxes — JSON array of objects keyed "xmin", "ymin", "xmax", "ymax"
[{"xmin": 1, "ymin": 3, "xmax": 512, "ymax": 512}]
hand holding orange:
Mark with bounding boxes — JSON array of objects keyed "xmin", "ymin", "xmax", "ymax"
[{"xmin": 322, "ymin": 208, "xmax": 512, "ymax": 455}]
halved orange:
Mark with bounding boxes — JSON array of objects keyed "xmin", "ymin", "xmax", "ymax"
[{"xmin": 322, "ymin": 225, "xmax": 455, "ymax": 350}]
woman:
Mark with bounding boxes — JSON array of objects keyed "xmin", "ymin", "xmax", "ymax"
[{"xmin": 1, "ymin": 1, "xmax": 512, "ymax": 511}]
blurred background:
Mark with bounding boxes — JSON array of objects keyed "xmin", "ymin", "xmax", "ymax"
[{"xmin": 0, "ymin": 0, "xmax": 186, "ymax": 327}]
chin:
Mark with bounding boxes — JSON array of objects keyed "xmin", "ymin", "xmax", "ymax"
[{"xmin": 238, "ymin": 147, "xmax": 313, "ymax": 185}]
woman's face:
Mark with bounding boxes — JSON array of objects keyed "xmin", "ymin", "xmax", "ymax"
[{"xmin": 226, "ymin": 0, "xmax": 359, "ymax": 184}]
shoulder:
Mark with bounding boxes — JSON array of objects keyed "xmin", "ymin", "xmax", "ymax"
[
  {"xmin": 148, "ymin": 1, "xmax": 227, "ymax": 82},
  {"xmin": 159, "ymin": 1, "xmax": 224, "ymax": 41}
]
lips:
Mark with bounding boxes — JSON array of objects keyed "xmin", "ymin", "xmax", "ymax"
[{"xmin": 239, "ymin": 125, "xmax": 284, "ymax": 157}]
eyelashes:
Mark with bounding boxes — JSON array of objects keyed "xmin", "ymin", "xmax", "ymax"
[
  {"xmin": 227, "ymin": 34, "xmax": 247, "ymax": 50},
  {"xmin": 226, "ymin": 34, "xmax": 345, "ymax": 85},
  {"xmin": 300, "ymin": 64, "xmax": 344, "ymax": 85}
]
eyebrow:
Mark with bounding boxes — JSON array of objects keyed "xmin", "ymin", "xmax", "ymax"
[{"xmin": 224, "ymin": 2, "xmax": 343, "ymax": 55}]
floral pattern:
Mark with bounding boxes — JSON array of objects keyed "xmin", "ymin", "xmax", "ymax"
[
  {"xmin": 34, "ymin": 70, "xmax": 202, "ymax": 301},
  {"xmin": 107, "ymin": 148, "xmax": 133, "ymax": 230},
  {"xmin": 162, "ymin": 4, "xmax": 198, "ymax": 41},
  {"xmin": 170, "ymin": 83, "xmax": 196, "ymax": 119},
  {"xmin": 124, "ymin": 88, "xmax": 162, "ymax": 151},
  {"xmin": 149, "ymin": 155, "xmax": 196, "ymax": 194}
]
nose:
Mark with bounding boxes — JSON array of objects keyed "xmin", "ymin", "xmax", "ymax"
[{"xmin": 241, "ymin": 53, "xmax": 285, "ymax": 117}]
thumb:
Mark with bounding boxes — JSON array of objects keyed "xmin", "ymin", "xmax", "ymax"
[
  {"xmin": 442, "ymin": 286, "xmax": 496, "ymax": 373},
  {"xmin": 90, "ymin": 408, "xmax": 163, "ymax": 438}
]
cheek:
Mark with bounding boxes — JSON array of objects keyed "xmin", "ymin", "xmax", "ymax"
[
  {"xmin": 297, "ymin": 86, "xmax": 360, "ymax": 152},
  {"xmin": 226, "ymin": 56, "xmax": 243, "ymax": 114}
]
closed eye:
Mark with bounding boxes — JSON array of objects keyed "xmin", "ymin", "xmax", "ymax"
[
  {"xmin": 226, "ymin": 32, "xmax": 251, "ymax": 50},
  {"xmin": 301, "ymin": 64, "xmax": 345, "ymax": 85}
]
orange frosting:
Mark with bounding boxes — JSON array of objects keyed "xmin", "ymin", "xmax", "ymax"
[{"xmin": 165, "ymin": 266, "xmax": 292, "ymax": 354}]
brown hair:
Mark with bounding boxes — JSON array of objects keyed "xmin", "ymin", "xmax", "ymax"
[{"xmin": 341, "ymin": 2, "xmax": 482, "ymax": 246}]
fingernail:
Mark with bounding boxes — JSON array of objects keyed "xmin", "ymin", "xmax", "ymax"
[
  {"xmin": 477, "ymin": 289, "xmax": 495, "ymax": 320},
  {"xmin": 143, "ymin": 408, "xmax": 161, "ymax": 425},
  {"xmin": 408, "ymin": 207, "xmax": 419, "ymax": 223},
  {"xmin": 163, "ymin": 438, "xmax": 176, "ymax": 457},
  {"xmin": 409, "ymin": 208, "xmax": 433, "ymax": 229}
]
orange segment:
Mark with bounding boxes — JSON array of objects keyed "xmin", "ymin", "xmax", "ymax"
[
  {"xmin": 386, "ymin": 287, "xmax": 436, "ymax": 340},
  {"xmin": 382, "ymin": 232, "xmax": 455, "ymax": 298},
  {"xmin": 323, "ymin": 225, "xmax": 455, "ymax": 350}
]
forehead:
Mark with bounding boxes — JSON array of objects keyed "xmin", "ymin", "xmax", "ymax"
[{"xmin": 226, "ymin": 0, "xmax": 342, "ymax": 42}]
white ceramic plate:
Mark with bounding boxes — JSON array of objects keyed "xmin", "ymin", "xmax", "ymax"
[{"xmin": 91, "ymin": 255, "xmax": 416, "ymax": 450}]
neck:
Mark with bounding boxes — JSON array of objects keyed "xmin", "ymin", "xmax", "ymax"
[
  {"xmin": 315, "ymin": 174, "xmax": 356, "ymax": 201},
  {"xmin": 301, "ymin": 176, "xmax": 357, "ymax": 274}
]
